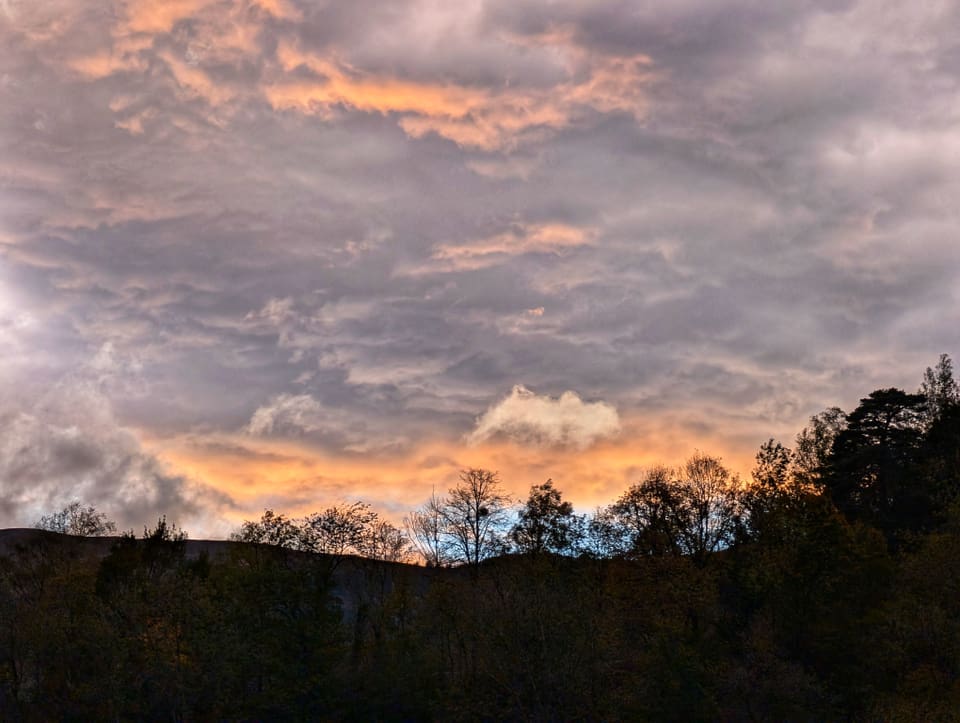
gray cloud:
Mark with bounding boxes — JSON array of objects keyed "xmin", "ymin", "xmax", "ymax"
[{"xmin": 0, "ymin": 377, "xmax": 235, "ymax": 534}]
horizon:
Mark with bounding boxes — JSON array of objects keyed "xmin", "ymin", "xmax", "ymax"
[{"xmin": 2, "ymin": 0, "xmax": 959, "ymax": 537}]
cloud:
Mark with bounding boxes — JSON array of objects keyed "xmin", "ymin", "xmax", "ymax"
[
  {"xmin": 430, "ymin": 223, "xmax": 596, "ymax": 271},
  {"xmin": 263, "ymin": 35, "xmax": 652, "ymax": 150},
  {"xmin": 468, "ymin": 385, "xmax": 620, "ymax": 449},
  {"xmin": 395, "ymin": 222, "xmax": 597, "ymax": 276},
  {"xmin": 246, "ymin": 393, "xmax": 411, "ymax": 454},
  {"xmin": 0, "ymin": 380, "xmax": 234, "ymax": 532},
  {"xmin": 246, "ymin": 393, "xmax": 325, "ymax": 436},
  {"xmin": 32, "ymin": 0, "xmax": 656, "ymax": 151}
]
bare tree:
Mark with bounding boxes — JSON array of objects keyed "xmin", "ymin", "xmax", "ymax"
[
  {"xmin": 599, "ymin": 455, "xmax": 741, "ymax": 561},
  {"xmin": 920, "ymin": 353, "xmax": 960, "ymax": 427},
  {"xmin": 583, "ymin": 506, "xmax": 624, "ymax": 558},
  {"xmin": 792, "ymin": 407, "xmax": 846, "ymax": 490},
  {"xmin": 405, "ymin": 491, "xmax": 449, "ymax": 566},
  {"xmin": 230, "ymin": 509, "xmax": 303, "ymax": 549},
  {"xmin": 233, "ymin": 503, "xmax": 415, "ymax": 566},
  {"xmin": 443, "ymin": 469, "xmax": 511, "ymax": 567},
  {"xmin": 675, "ymin": 452, "xmax": 742, "ymax": 561},
  {"xmin": 301, "ymin": 502, "xmax": 379, "ymax": 557},
  {"xmin": 35, "ymin": 501, "xmax": 117, "ymax": 537},
  {"xmin": 607, "ymin": 465, "xmax": 683, "ymax": 557},
  {"xmin": 359, "ymin": 520, "xmax": 413, "ymax": 563}
]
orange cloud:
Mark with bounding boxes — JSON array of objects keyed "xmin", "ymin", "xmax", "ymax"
[
  {"xmin": 68, "ymin": 43, "xmax": 149, "ymax": 79},
  {"xmin": 67, "ymin": 0, "xmax": 262, "ymax": 104},
  {"xmin": 250, "ymin": 0, "xmax": 301, "ymax": 20},
  {"xmin": 159, "ymin": 50, "xmax": 238, "ymax": 107},
  {"xmin": 150, "ymin": 411, "xmax": 760, "ymax": 532},
  {"xmin": 52, "ymin": 1, "xmax": 654, "ymax": 150},
  {"xmin": 120, "ymin": 0, "xmax": 295, "ymax": 36},
  {"xmin": 394, "ymin": 222, "xmax": 596, "ymax": 276},
  {"xmin": 123, "ymin": 0, "xmax": 215, "ymax": 35},
  {"xmin": 433, "ymin": 223, "xmax": 596, "ymax": 262},
  {"xmin": 266, "ymin": 41, "xmax": 654, "ymax": 150},
  {"xmin": 269, "ymin": 43, "xmax": 488, "ymax": 117}
]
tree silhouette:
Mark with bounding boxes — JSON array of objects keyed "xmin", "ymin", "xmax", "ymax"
[
  {"xmin": 920, "ymin": 353, "xmax": 960, "ymax": 428},
  {"xmin": 358, "ymin": 519, "xmax": 412, "ymax": 562},
  {"xmin": 35, "ymin": 501, "xmax": 117, "ymax": 536},
  {"xmin": 792, "ymin": 407, "xmax": 846, "ymax": 490},
  {"xmin": 405, "ymin": 491, "xmax": 448, "ymax": 566},
  {"xmin": 231, "ymin": 509, "xmax": 302, "ymax": 549},
  {"xmin": 299, "ymin": 502, "xmax": 380, "ymax": 575},
  {"xmin": 675, "ymin": 452, "xmax": 742, "ymax": 560},
  {"xmin": 604, "ymin": 455, "xmax": 740, "ymax": 560},
  {"xmin": 607, "ymin": 466, "xmax": 684, "ymax": 557},
  {"xmin": 741, "ymin": 439, "xmax": 805, "ymax": 542},
  {"xmin": 442, "ymin": 469, "xmax": 511, "ymax": 567},
  {"xmin": 824, "ymin": 388, "xmax": 927, "ymax": 537},
  {"xmin": 510, "ymin": 480, "xmax": 583, "ymax": 555}
]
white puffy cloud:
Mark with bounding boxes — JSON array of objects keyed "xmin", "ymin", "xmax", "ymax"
[{"xmin": 467, "ymin": 385, "xmax": 620, "ymax": 449}]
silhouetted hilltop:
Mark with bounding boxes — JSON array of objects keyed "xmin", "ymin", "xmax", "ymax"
[
  {"xmin": 2, "ymin": 512, "xmax": 960, "ymax": 720},
  {"xmin": 0, "ymin": 527, "xmax": 271, "ymax": 562}
]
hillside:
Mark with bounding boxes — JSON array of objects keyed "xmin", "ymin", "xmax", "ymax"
[{"xmin": 2, "ymin": 515, "xmax": 960, "ymax": 720}]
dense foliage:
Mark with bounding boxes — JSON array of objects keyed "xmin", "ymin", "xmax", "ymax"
[{"xmin": 3, "ymin": 356, "xmax": 960, "ymax": 719}]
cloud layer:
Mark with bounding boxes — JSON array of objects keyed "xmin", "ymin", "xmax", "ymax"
[{"xmin": 2, "ymin": 0, "xmax": 959, "ymax": 532}]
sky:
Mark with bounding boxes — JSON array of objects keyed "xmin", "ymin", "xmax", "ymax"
[{"xmin": 1, "ymin": 0, "xmax": 959, "ymax": 537}]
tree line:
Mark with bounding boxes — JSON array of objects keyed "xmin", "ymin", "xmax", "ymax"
[
  {"xmin": 227, "ymin": 353, "xmax": 960, "ymax": 568},
  {"xmin": 8, "ymin": 353, "xmax": 960, "ymax": 719}
]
